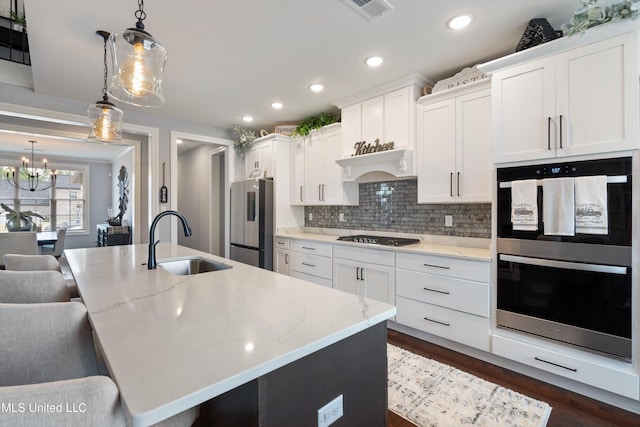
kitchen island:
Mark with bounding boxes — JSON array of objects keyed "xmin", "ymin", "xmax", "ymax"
[{"xmin": 65, "ymin": 243, "xmax": 396, "ymax": 426}]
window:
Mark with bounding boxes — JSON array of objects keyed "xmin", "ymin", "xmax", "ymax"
[{"xmin": 0, "ymin": 163, "xmax": 88, "ymax": 233}]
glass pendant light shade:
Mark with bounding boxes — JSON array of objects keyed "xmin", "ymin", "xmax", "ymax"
[
  {"xmin": 107, "ymin": 29, "xmax": 167, "ymax": 107},
  {"xmin": 87, "ymin": 100, "xmax": 124, "ymax": 142},
  {"xmin": 88, "ymin": 30, "xmax": 124, "ymax": 143}
]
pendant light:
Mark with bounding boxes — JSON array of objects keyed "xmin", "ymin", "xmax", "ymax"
[
  {"xmin": 107, "ymin": 0, "xmax": 167, "ymax": 107},
  {"xmin": 87, "ymin": 31, "xmax": 124, "ymax": 143}
]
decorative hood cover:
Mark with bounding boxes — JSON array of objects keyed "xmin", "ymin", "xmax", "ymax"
[{"xmin": 335, "ymin": 148, "xmax": 414, "ymax": 182}]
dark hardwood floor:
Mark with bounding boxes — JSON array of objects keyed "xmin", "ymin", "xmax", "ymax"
[{"xmin": 387, "ymin": 329, "xmax": 640, "ymax": 427}]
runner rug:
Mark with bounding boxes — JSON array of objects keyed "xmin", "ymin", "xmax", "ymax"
[{"xmin": 388, "ymin": 344, "xmax": 552, "ymax": 427}]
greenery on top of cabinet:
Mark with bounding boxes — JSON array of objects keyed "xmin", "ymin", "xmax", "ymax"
[{"xmin": 291, "ymin": 113, "xmax": 339, "ymax": 137}]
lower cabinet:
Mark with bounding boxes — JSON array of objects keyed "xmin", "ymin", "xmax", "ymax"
[
  {"xmin": 333, "ymin": 246, "xmax": 395, "ymax": 305},
  {"xmin": 493, "ymin": 334, "xmax": 639, "ymax": 400},
  {"xmin": 395, "ymin": 251, "xmax": 490, "ymax": 351},
  {"xmin": 274, "ymin": 238, "xmax": 289, "ymax": 275},
  {"xmin": 288, "ymin": 240, "xmax": 333, "ymax": 288}
]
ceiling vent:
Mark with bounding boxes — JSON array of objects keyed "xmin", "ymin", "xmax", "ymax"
[{"xmin": 340, "ymin": 0, "xmax": 394, "ymax": 21}]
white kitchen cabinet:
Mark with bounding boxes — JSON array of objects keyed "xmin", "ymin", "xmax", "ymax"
[
  {"xmin": 303, "ymin": 124, "xmax": 358, "ymax": 206},
  {"xmin": 333, "ymin": 245, "xmax": 395, "ymax": 305},
  {"xmin": 288, "ymin": 240, "xmax": 333, "ymax": 287},
  {"xmin": 335, "ymin": 77, "xmax": 427, "ymax": 156},
  {"xmin": 274, "ymin": 238, "xmax": 290, "ymax": 275},
  {"xmin": 493, "ymin": 334, "xmax": 639, "ymax": 400},
  {"xmin": 289, "ymin": 137, "xmax": 305, "ymax": 205},
  {"xmin": 492, "ymin": 32, "xmax": 639, "ymax": 163},
  {"xmin": 245, "ymin": 139, "xmax": 273, "ymax": 178},
  {"xmin": 395, "ymin": 251, "xmax": 490, "ymax": 351},
  {"xmin": 340, "ymin": 87, "xmax": 418, "ymax": 154},
  {"xmin": 417, "ymin": 83, "xmax": 492, "ymax": 203}
]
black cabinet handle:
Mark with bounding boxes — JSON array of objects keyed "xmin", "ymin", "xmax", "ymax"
[
  {"xmin": 302, "ymin": 246, "xmax": 315, "ymax": 250},
  {"xmin": 424, "ymin": 316, "xmax": 450, "ymax": 327},
  {"xmin": 547, "ymin": 117, "xmax": 551, "ymax": 150},
  {"xmin": 361, "ymin": 267, "xmax": 365, "ymax": 281},
  {"xmin": 534, "ymin": 357, "xmax": 577, "ymax": 372},
  {"xmin": 423, "ymin": 287, "xmax": 450, "ymax": 295},
  {"xmin": 285, "ymin": 254, "xmax": 289, "ymax": 264},
  {"xmin": 559, "ymin": 114, "xmax": 563, "ymax": 149},
  {"xmin": 423, "ymin": 263, "xmax": 450, "ymax": 270},
  {"xmin": 457, "ymin": 172, "xmax": 460, "ymax": 197},
  {"xmin": 301, "ymin": 262, "xmax": 315, "ymax": 267},
  {"xmin": 450, "ymin": 172, "xmax": 453, "ymax": 197},
  {"xmin": 356, "ymin": 267, "xmax": 360, "ymax": 280}
]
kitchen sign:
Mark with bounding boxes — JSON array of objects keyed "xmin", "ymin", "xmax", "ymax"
[{"xmin": 352, "ymin": 139, "xmax": 394, "ymax": 156}]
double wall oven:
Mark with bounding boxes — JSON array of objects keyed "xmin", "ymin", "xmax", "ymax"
[{"xmin": 496, "ymin": 157, "xmax": 632, "ymax": 360}]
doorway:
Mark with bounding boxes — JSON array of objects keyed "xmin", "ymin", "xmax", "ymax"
[{"xmin": 175, "ymin": 135, "xmax": 231, "ymax": 256}]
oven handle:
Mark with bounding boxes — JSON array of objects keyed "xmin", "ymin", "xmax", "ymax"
[
  {"xmin": 499, "ymin": 254, "xmax": 627, "ymax": 275},
  {"xmin": 499, "ymin": 175, "xmax": 627, "ymax": 188}
]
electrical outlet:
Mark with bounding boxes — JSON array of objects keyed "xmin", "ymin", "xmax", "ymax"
[
  {"xmin": 308, "ymin": 212, "xmax": 313, "ymax": 221},
  {"xmin": 318, "ymin": 395, "xmax": 343, "ymax": 427},
  {"xmin": 339, "ymin": 212, "xmax": 345, "ymax": 222},
  {"xmin": 445, "ymin": 215, "xmax": 453, "ymax": 227}
]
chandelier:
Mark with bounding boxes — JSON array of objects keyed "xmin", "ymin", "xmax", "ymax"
[
  {"xmin": 5, "ymin": 141, "xmax": 57, "ymax": 192},
  {"xmin": 87, "ymin": 30, "xmax": 124, "ymax": 143},
  {"xmin": 107, "ymin": 0, "xmax": 167, "ymax": 107}
]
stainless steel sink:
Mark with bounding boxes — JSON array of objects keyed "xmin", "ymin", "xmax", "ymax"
[{"xmin": 158, "ymin": 256, "xmax": 232, "ymax": 275}]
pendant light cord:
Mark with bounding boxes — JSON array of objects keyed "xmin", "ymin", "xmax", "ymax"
[
  {"xmin": 101, "ymin": 36, "xmax": 109, "ymax": 102},
  {"xmin": 135, "ymin": 0, "xmax": 147, "ymax": 30}
]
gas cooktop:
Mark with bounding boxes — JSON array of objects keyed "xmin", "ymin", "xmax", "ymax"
[{"xmin": 336, "ymin": 235, "xmax": 420, "ymax": 246}]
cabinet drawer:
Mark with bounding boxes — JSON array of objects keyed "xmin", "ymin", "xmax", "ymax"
[
  {"xmin": 290, "ymin": 240, "xmax": 332, "ymax": 257},
  {"xmin": 289, "ymin": 252, "xmax": 332, "ymax": 280},
  {"xmin": 333, "ymin": 245, "xmax": 394, "ymax": 267},
  {"xmin": 396, "ymin": 269, "xmax": 489, "ymax": 317},
  {"xmin": 274, "ymin": 238, "xmax": 290, "ymax": 250},
  {"xmin": 396, "ymin": 252, "xmax": 489, "ymax": 282},
  {"xmin": 396, "ymin": 296, "xmax": 490, "ymax": 352},
  {"xmin": 290, "ymin": 271, "xmax": 332, "ymax": 288},
  {"xmin": 493, "ymin": 334, "xmax": 639, "ymax": 400}
]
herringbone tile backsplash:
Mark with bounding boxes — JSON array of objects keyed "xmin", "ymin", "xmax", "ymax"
[{"xmin": 304, "ymin": 179, "xmax": 491, "ymax": 238}]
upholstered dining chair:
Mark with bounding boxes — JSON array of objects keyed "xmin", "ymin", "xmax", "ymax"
[
  {"xmin": 3, "ymin": 254, "xmax": 79, "ymax": 299},
  {"xmin": 0, "ymin": 302, "xmax": 199, "ymax": 427},
  {"xmin": 0, "ymin": 232, "xmax": 38, "ymax": 269},
  {"xmin": 40, "ymin": 227, "xmax": 67, "ymax": 258},
  {"xmin": 0, "ymin": 270, "xmax": 69, "ymax": 303}
]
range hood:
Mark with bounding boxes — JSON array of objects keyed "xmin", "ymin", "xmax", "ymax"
[{"xmin": 335, "ymin": 148, "xmax": 414, "ymax": 182}]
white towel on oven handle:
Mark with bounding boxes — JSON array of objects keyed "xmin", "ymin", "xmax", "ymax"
[
  {"xmin": 511, "ymin": 179, "xmax": 538, "ymax": 231},
  {"xmin": 543, "ymin": 177, "xmax": 575, "ymax": 236},
  {"xmin": 575, "ymin": 175, "xmax": 608, "ymax": 235}
]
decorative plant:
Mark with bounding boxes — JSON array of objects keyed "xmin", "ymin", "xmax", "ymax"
[
  {"xmin": 9, "ymin": 10, "xmax": 27, "ymax": 29},
  {"xmin": 562, "ymin": 0, "xmax": 640, "ymax": 36},
  {"xmin": 290, "ymin": 112, "xmax": 339, "ymax": 137},
  {"xmin": 233, "ymin": 125, "xmax": 257, "ymax": 156},
  {"xmin": 1, "ymin": 203, "xmax": 44, "ymax": 231}
]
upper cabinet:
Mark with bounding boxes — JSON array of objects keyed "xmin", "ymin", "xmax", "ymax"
[
  {"xmin": 335, "ymin": 75, "xmax": 429, "ymax": 157},
  {"xmin": 290, "ymin": 124, "xmax": 358, "ymax": 206},
  {"xmin": 304, "ymin": 124, "xmax": 358, "ymax": 205},
  {"xmin": 486, "ymin": 30, "xmax": 639, "ymax": 163},
  {"xmin": 245, "ymin": 139, "xmax": 273, "ymax": 178},
  {"xmin": 417, "ymin": 82, "xmax": 492, "ymax": 203}
]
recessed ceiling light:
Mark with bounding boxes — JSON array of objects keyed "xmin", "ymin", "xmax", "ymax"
[
  {"xmin": 176, "ymin": 139, "xmax": 183, "ymax": 144},
  {"xmin": 271, "ymin": 102, "xmax": 284, "ymax": 110},
  {"xmin": 448, "ymin": 14, "xmax": 473, "ymax": 30},
  {"xmin": 242, "ymin": 115, "xmax": 254, "ymax": 122},
  {"xmin": 309, "ymin": 83, "xmax": 324, "ymax": 93},
  {"xmin": 365, "ymin": 56, "xmax": 384, "ymax": 67}
]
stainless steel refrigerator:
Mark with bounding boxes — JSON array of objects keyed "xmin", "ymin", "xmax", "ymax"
[{"xmin": 230, "ymin": 178, "xmax": 273, "ymax": 270}]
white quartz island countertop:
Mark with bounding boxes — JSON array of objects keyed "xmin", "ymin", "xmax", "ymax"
[{"xmin": 65, "ymin": 243, "xmax": 396, "ymax": 427}]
